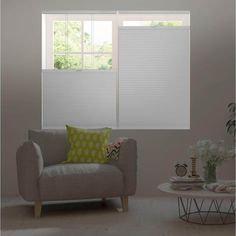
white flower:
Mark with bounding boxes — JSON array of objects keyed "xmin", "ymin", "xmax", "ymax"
[{"xmin": 189, "ymin": 139, "xmax": 234, "ymax": 166}]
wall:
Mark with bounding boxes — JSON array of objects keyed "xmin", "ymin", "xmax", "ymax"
[
  {"xmin": 1, "ymin": 0, "xmax": 235, "ymax": 197},
  {"xmin": 0, "ymin": 0, "xmax": 1, "ymax": 197}
]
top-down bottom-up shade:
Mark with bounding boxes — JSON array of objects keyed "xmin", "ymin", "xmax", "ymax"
[
  {"xmin": 42, "ymin": 71, "xmax": 117, "ymax": 129},
  {"xmin": 118, "ymin": 27, "xmax": 190, "ymax": 129},
  {"xmin": 42, "ymin": 27, "xmax": 190, "ymax": 129}
]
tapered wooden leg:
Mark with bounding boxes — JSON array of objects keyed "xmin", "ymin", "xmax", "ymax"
[
  {"xmin": 34, "ymin": 201, "xmax": 42, "ymax": 218},
  {"xmin": 120, "ymin": 196, "xmax": 128, "ymax": 212}
]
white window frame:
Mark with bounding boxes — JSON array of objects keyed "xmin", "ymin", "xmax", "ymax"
[
  {"xmin": 42, "ymin": 11, "xmax": 190, "ymax": 71},
  {"xmin": 43, "ymin": 14, "xmax": 116, "ymax": 71}
]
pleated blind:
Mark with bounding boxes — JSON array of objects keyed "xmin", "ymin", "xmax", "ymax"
[
  {"xmin": 118, "ymin": 27, "xmax": 190, "ymax": 129},
  {"xmin": 42, "ymin": 71, "xmax": 116, "ymax": 128},
  {"xmin": 42, "ymin": 26, "xmax": 190, "ymax": 129}
]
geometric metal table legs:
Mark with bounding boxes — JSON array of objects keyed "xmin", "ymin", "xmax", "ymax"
[{"xmin": 177, "ymin": 197, "xmax": 235, "ymax": 225}]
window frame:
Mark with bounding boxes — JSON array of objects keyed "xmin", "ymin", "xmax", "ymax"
[
  {"xmin": 42, "ymin": 11, "xmax": 190, "ymax": 72},
  {"xmin": 44, "ymin": 14, "xmax": 117, "ymax": 71},
  {"xmin": 42, "ymin": 11, "xmax": 190, "ymax": 129}
]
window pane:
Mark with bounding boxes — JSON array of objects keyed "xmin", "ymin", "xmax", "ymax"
[
  {"xmin": 54, "ymin": 21, "xmax": 66, "ymax": 52},
  {"xmin": 84, "ymin": 54, "xmax": 112, "ymax": 70},
  {"xmin": 123, "ymin": 21, "xmax": 183, "ymax": 26},
  {"xmin": 67, "ymin": 21, "xmax": 81, "ymax": 52},
  {"xmin": 83, "ymin": 21, "xmax": 92, "ymax": 52},
  {"xmin": 54, "ymin": 54, "xmax": 82, "ymax": 70},
  {"xmin": 83, "ymin": 21, "xmax": 112, "ymax": 53}
]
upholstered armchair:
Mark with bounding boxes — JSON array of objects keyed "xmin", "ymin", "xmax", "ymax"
[{"xmin": 16, "ymin": 129, "xmax": 137, "ymax": 217}]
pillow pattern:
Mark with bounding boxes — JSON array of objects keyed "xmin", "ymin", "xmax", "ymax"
[
  {"xmin": 65, "ymin": 125, "xmax": 112, "ymax": 164},
  {"xmin": 106, "ymin": 141, "xmax": 122, "ymax": 161},
  {"xmin": 106, "ymin": 138, "xmax": 127, "ymax": 161}
]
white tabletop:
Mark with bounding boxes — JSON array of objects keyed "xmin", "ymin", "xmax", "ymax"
[{"xmin": 158, "ymin": 183, "xmax": 235, "ymax": 199}]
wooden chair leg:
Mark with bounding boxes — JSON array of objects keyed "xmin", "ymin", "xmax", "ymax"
[
  {"xmin": 34, "ymin": 201, "xmax": 42, "ymax": 218},
  {"xmin": 120, "ymin": 196, "xmax": 128, "ymax": 212}
]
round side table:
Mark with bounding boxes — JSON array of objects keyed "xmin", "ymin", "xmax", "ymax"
[{"xmin": 158, "ymin": 183, "xmax": 235, "ymax": 225}]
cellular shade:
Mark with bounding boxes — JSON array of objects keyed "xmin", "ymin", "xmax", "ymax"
[
  {"xmin": 42, "ymin": 71, "xmax": 116, "ymax": 128},
  {"xmin": 118, "ymin": 27, "xmax": 190, "ymax": 129}
]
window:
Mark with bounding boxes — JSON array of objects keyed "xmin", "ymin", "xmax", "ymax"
[
  {"xmin": 42, "ymin": 11, "xmax": 190, "ymax": 129},
  {"xmin": 122, "ymin": 21, "xmax": 183, "ymax": 26},
  {"xmin": 42, "ymin": 14, "xmax": 114, "ymax": 70},
  {"xmin": 119, "ymin": 12, "xmax": 189, "ymax": 26},
  {"xmin": 42, "ymin": 12, "xmax": 190, "ymax": 71}
]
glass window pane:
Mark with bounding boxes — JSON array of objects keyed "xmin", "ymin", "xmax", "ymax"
[
  {"xmin": 54, "ymin": 54, "xmax": 66, "ymax": 69},
  {"xmin": 84, "ymin": 54, "xmax": 112, "ymax": 70},
  {"xmin": 155, "ymin": 21, "xmax": 183, "ymax": 26},
  {"xmin": 83, "ymin": 21, "xmax": 92, "ymax": 52},
  {"xmin": 67, "ymin": 54, "xmax": 82, "ymax": 69},
  {"xmin": 67, "ymin": 21, "xmax": 81, "ymax": 52},
  {"xmin": 83, "ymin": 21, "xmax": 112, "ymax": 53},
  {"xmin": 53, "ymin": 21, "xmax": 66, "ymax": 52},
  {"xmin": 123, "ymin": 21, "xmax": 183, "ymax": 26},
  {"xmin": 94, "ymin": 21, "xmax": 112, "ymax": 52},
  {"xmin": 83, "ymin": 54, "xmax": 92, "ymax": 69},
  {"xmin": 54, "ymin": 54, "xmax": 82, "ymax": 70}
]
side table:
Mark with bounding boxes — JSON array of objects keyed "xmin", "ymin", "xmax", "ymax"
[{"xmin": 158, "ymin": 183, "xmax": 235, "ymax": 225}]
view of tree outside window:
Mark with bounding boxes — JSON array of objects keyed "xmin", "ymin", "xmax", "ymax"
[
  {"xmin": 53, "ymin": 20, "xmax": 112, "ymax": 70},
  {"xmin": 123, "ymin": 20, "xmax": 183, "ymax": 26}
]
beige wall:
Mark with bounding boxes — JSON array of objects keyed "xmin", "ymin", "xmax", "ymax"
[
  {"xmin": 1, "ymin": 0, "xmax": 235, "ymax": 196},
  {"xmin": 0, "ymin": 0, "xmax": 1, "ymax": 197}
]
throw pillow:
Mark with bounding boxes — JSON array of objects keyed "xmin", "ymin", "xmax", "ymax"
[
  {"xmin": 106, "ymin": 138, "xmax": 127, "ymax": 161},
  {"xmin": 65, "ymin": 125, "xmax": 112, "ymax": 164},
  {"xmin": 106, "ymin": 141, "xmax": 122, "ymax": 161}
]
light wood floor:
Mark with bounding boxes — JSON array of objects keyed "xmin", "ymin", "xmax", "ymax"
[{"xmin": 1, "ymin": 196, "xmax": 235, "ymax": 236}]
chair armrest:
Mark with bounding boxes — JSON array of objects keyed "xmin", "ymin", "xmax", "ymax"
[
  {"xmin": 16, "ymin": 141, "xmax": 44, "ymax": 201},
  {"xmin": 111, "ymin": 138, "xmax": 137, "ymax": 196}
]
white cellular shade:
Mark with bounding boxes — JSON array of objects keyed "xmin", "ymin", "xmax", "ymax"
[
  {"xmin": 42, "ymin": 71, "xmax": 116, "ymax": 128},
  {"xmin": 118, "ymin": 27, "xmax": 190, "ymax": 129}
]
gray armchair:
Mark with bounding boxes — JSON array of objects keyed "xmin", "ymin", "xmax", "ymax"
[{"xmin": 16, "ymin": 129, "xmax": 137, "ymax": 217}]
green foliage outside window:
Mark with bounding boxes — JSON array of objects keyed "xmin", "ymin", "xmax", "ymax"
[
  {"xmin": 147, "ymin": 21, "xmax": 183, "ymax": 27},
  {"xmin": 54, "ymin": 55, "xmax": 82, "ymax": 70},
  {"xmin": 53, "ymin": 20, "xmax": 112, "ymax": 70}
]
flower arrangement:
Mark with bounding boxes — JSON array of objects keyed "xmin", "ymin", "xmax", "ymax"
[
  {"xmin": 189, "ymin": 139, "xmax": 234, "ymax": 182},
  {"xmin": 189, "ymin": 139, "xmax": 234, "ymax": 166}
]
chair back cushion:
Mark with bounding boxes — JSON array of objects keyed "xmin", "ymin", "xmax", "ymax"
[{"xmin": 28, "ymin": 129, "xmax": 69, "ymax": 166}]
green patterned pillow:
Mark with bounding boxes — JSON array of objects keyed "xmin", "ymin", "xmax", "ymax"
[{"xmin": 65, "ymin": 125, "xmax": 112, "ymax": 164}]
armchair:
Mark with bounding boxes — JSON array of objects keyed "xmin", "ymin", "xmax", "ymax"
[{"xmin": 16, "ymin": 129, "xmax": 137, "ymax": 217}]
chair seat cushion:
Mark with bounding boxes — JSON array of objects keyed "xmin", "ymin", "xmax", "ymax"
[{"xmin": 39, "ymin": 163, "xmax": 124, "ymax": 201}]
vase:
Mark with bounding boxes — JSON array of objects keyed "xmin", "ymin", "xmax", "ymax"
[{"xmin": 203, "ymin": 163, "xmax": 217, "ymax": 183}]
